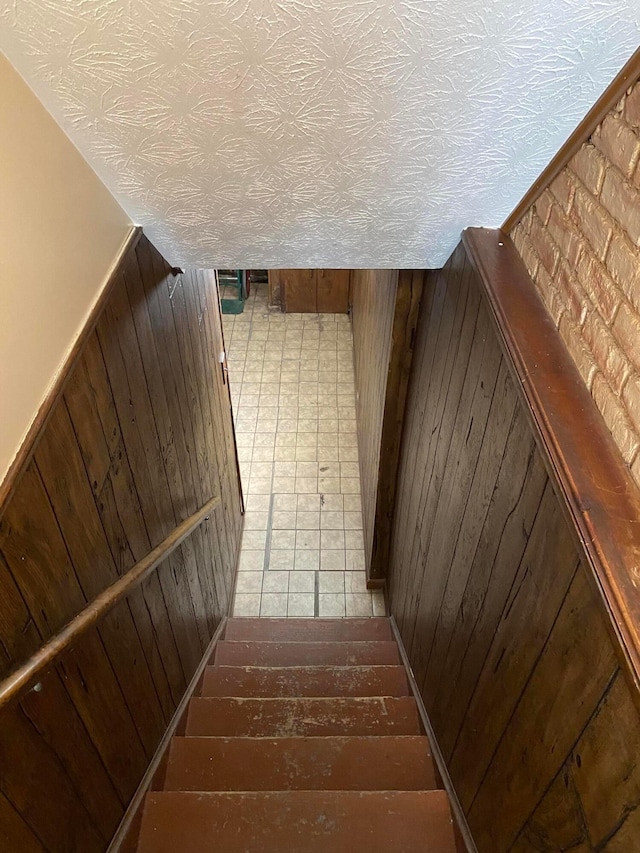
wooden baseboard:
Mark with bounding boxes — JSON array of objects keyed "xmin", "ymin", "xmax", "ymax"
[
  {"xmin": 0, "ymin": 224, "xmax": 142, "ymax": 517},
  {"xmin": 227, "ymin": 511, "xmax": 245, "ymax": 616},
  {"xmin": 389, "ymin": 616, "xmax": 477, "ymax": 853},
  {"xmin": 107, "ymin": 616, "xmax": 228, "ymax": 853}
]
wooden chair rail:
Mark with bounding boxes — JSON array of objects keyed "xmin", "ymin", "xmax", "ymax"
[
  {"xmin": 462, "ymin": 227, "xmax": 640, "ymax": 696},
  {"xmin": 0, "ymin": 495, "xmax": 220, "ymax": 711}
]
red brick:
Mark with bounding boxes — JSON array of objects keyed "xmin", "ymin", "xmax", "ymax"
[
  {"xmin": 519, "ymin": 234, "xmax": 540, "ymax": 282},
  {"xmin": 549, "ymin": 171, "xmax": 576, "ymax": 214},
  {"xmin": 592, "ymin": 114, "xmax": 640, "ymax": 178},
  {"xmin": 605, "ymin": 230, "xmax": 640, "ymax": 311},
  {"xmin": 624, "ymin": 81, "xmax": 640, "ymax": 130},
  {"xmin": 582, "ymin": 312, "xmax": 631, "ymax": 393},
  {"xmin": 600, "ymin": 168, "xmax": 640, "ymax": 245},
  {"xmin": 546, "ymin": 204, "xmax": 584, "ymax": 266},
  {"xmin": 623, "ymin": 372, "xmax": 640, "ymax": 434},
  {"xmin": 613, "ymin": 301, "xmax": 640, "ymax": 373},
  {"xmin": 534, "ymin": 266, "xmax": 564, "ymax": 327},
  {"xmin": 558, "ymin": 314, "xmax": 597, "ymax": 389},
  {"xmin": 571, "ymin": 187, "xmax": 614, "ymax": 259},
  {"xmin": 521, "ymin": 208, "xmax": 534, "ymax": 235},
  {"xmin": 557, "ymin": 257, "xmax": 590, "ymax": 326},
  {"xmin": 591, "ymin": 374, "xmax": 640, "ymax": 463},
  {"xmin": 569, "ymin": 144, "xmax": 607, "ymax": 195},
  {"xmin": 512, "ymin": 224, "xmax": 540, "ymax": 284},
  {"xmin": 533, "ymin": 190, "xmax": 553, "ymax": 226},
  {"xmin": 512, "ymin": 223, "xmax": 525, "ymax": 254},
  {"xmin": 529, "ymin": 214, "xmax": 559, "ymax": 276},
  {"xmin": 575, "ymin": 248, "xmax": 620, "ymax": 324}
]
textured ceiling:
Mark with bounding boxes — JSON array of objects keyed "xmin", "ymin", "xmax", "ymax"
[{"xmin": 1, "ymin": 2, "xmax": 638, "ymax": 268}]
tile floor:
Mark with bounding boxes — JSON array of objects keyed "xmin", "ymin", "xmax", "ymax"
[{"xmin": 222, "ymin": 281, "xmax": 385, "ymax": 618}]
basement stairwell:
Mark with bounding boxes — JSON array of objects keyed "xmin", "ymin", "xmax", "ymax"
[
  {"xmin": 2, "ymin": 47, "xmax": 640, "ymax": 852},
  {"xmin": 133, "ymin": 618, "xmax": 460, "ymax": 852}
]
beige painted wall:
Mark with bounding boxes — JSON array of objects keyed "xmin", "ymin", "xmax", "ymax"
[{"xmin": 0, "ymin": 53, "xmax": 132, "ymax": 486}]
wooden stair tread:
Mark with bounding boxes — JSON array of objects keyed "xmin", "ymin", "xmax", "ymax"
[
  {"xmin": 225, "ymin": 617, "xmax": 393, "ymax": 642},
  {"xmin": 201, "ymin": 665, "xmax": 410, "ymax": 697},
  {"xmin": 164, "ymin": 736, "xmax": 437, "ymax": 791},
  {"xmin": 186, "ymin": 696, "xmax": 422, "ymax": 737},
  {"xmin": 213, "ymin": 640, "xmax": 400, "ymax": 666},
  {"xmin": 131, "ymin": 618, "xmax": 461, "ymax": 853},
  {"xmin": 136, "ymin": 790, "xmax": 457, "ymax": 853}
]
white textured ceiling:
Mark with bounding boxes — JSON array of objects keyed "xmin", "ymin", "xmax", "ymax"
[{"xmin": 1, "ymin": 2, "xmax": 638, "ymax": 268}]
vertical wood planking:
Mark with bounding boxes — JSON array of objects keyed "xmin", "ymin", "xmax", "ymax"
[
  {"xmin": 401, "ymin": 254, "xmax": 480, "ymax": 647},
  {"xmin": 0, "ymin": 234, "xmax": 242, "ymax": 851},
  {"xmin": 278, "ymin": 269, "xmax": 350, "ymax": 313},
  {"xmin": 430, "ymin": 411, "xmax": 548, "ymax": 757},
  {"xmin": 387, "ymin": 240, "xmax": 640, "ymax": 851},
  {"xmin": 64, "ymin": 334, "xmax": 184, "ymax": 715},
  {"xmin": 317, "ymin": 269, "xmax": 350, "ymax": 312},
  {"xmin": 34, "ymin": 403, "xmax": 166, "ymax": 757},
  {"xmin": 369, "ymin": 271, "xmax": 423, "ymax": 582},
  {"xmin": 0, "ymin": 553, "xmax": 124, "ymax": 845},
  {"xmin": 267, "ymin": 269, "xmax": 282, "ymax": 309},
  {"xmin": 281, "ymin": 269, "xmax": 317, "ymax": 312},
  {"xmin": 96, "ymin": 260, "xmax": 202, "ymax": 681},
  {"xmin": 195, "ymin": 268, "xmax": 243, "ymax": 593},
  {"xmin": 350, "ymin": 270, "xmax": 398, "ymax": 580},
  {"xmin": 511, "ymin": 668, "xmax": 640, "ymax": 849},
  {"xmin": 467, "ymin": 565, "xmax": 618, "ymax": 849},
  {"xmin": 0, "ymin": 791, "xmax": 46, "ymax": 853}
]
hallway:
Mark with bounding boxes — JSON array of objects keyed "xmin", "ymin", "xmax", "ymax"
[{"xmin": 222, "ymin": 282, "xmax": 384, "ymax": 618}]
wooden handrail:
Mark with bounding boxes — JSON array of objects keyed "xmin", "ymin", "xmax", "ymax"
[
  {"xmin": 502, "ymin": 46, "xmax": 640, "ymax": 232},
  {"xmin": 463, "ymin": 227, "xmax": 640, "ymax": 696},
  {"xmin": 0, "ymin": 495, "xmax": 220, "ymax": 711}
]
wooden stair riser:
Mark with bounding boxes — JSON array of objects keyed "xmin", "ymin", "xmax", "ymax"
[
  {"xmin": 224, "ymin": 617, "xmax": 394, "ymax": 642},
  {"xmin": 214, "ymin": 640, "xmax": 400, "ymax": 666},
  {"xmin": 201, "ymin": 665, "xmax": 410, "ymax": 697},
  {"xmin": 186, "ymin": 696, "xmax": 422, "ymax": 737}
]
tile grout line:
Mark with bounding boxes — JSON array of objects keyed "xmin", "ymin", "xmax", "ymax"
[
  {"xmin": 263, "ymin": 491, "xmax": 275, "ymax": 574},
  {"xmin": 314, "ymin": 570, "xmax": 320, "ymax": 617}
]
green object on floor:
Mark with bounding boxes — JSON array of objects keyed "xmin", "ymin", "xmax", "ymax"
[{"xmin": 220, "ymin": 270, "xmax": 245, "ymax": 314}]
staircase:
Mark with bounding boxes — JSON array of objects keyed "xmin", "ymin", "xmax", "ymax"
[{"xmin": 134, "ymin": 618, "xmax": 460, "ymax": 852}]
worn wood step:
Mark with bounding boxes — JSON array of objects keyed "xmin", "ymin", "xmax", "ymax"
[
  {"xmin": 225, "ymin": 617, "xmax": 393, "ymax": 642},
  {"xmin": 164, "ymin": 736, "xmax": 437, "ymax": 791},
  {"xmin": 137, "ymin": 791, "xmax": 456, "ymax": 852},
  {"xmin": 213, "ymin": 640, "xmax": 400, "ymax": 667},
  {"xmin": 186, "ymin": 697, "xmax": 422, "ymax": 737},
  {"xmin": 201, "ymin": 665, "xmax": 410, "ymax": 697}
]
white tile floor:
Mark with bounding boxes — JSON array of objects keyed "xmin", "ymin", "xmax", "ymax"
[{"xmin": 222, "ymin": 281, "xmax": 385, "ymax": 618}]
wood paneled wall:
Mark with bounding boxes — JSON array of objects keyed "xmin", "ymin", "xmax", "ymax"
[
  {"xmin": 351, "ymin": 271, "xmax": 398, "ymax": 580},
  {"xmin": 272, "ymin": 269, "xmax": 351, "ymax": 313},
  {"xmin": 387, "ymin": 243, "xmax": 640, "ymax": 849},
  {"xmin": 0, "ymin": 235, "xmax": 242, "ymax": 852},
  {"xmin": 351, "ymin": 271, "xmax": 422, "ymax": 585}
]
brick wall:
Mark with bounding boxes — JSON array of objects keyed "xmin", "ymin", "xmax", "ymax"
[{"xmin": 511, "ymin": 78, "xmax": 640, "ymax": 485}]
